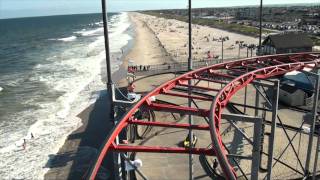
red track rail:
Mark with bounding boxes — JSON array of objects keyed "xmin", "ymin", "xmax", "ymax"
[{"xmin": 88, "ymin": 53, "xmax": 320, "ymax": 180}]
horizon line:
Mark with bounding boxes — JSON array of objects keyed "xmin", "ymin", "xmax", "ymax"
[{"xmin": 1, "ymin": 2, "xmax": 319, "ymax": 20}]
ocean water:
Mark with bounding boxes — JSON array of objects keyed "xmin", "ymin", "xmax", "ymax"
[{"xmin": 0, "ymin": 12, "xmax": 132, "ymax": 179}]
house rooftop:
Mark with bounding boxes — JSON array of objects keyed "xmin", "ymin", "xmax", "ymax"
[{"xmin": 263, "ymin": 33, "xmax": 314, "ymax": 49}]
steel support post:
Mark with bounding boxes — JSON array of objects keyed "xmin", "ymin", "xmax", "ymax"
[
  {"xmin": 305, "ymin": 74, "xmax": 320, "ymax": 176},
  {"xmin": 221, "ymin": 40, "xmax": 224, "ymax": 63},
  {"xmin": 251, "ymin": 118, "xmax": 263, "ymax": 180},
  {"xmin": 254, "ymin": 82, "xmax": 261, "ymax": 117},
  {"xmin": 101, "ymin": 0, "xmax": 122, "ymax": 178},
  {"xmin": 312, "ymin": 125, "xmax": 320, "ymax": 180},
  {"xmin": 258, "ymin": 0, "xmax": 263, "ymax": 55},
  {"xmin": 244, "ymin": 68, "xmax": 248, "ymax": 114},
  {"xmin": 187, "ymin": 0, "xmax": 194, "ymax": 179},
  {"xmin": 113, "ymin": 135, "xmax": 122, "ymax": 180},
  {"xmin": 266, "ymin": 80, "xmax": 279, "ymax": 180},
  {"xmin": 188, "ymin": 78, "xmax": 194, "ymax": 180}
]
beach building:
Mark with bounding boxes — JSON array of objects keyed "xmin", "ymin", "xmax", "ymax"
[{"xmin": 260, "ymin": 33, "xmax": 313, "ymax": 55}]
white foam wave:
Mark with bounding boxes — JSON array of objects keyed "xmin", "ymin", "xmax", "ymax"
[
  {"xmin": 0, "ymin": 86, "xmax": 3, "ymax": 92},
  {"xmin": 52, "ymin": 36, "xmax": 77, "ymax": 42},
  {"xmin": 0, "ymin": 12, "xmax": 132, "ymax": 179},
  {"xmin": 74, "ymin": 27, "xmax": 103, "ymax": 36}
]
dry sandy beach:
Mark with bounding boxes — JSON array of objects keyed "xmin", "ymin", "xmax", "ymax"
[{"xmin": 133, "ymin": 12, "xmax": 258, "ymax": 62}]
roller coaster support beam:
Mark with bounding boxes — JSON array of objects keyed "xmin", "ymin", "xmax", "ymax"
[
  {"xmin": 112, "ymin": 144, "xmax": 253, "ymax": 160},
  {"xmin": 128, "ymin": 120, "xmax": 210, "ymax": 130},
  {"xmin": 266, "ymin": 80, "xmax": 280, "ymax": 180},
  {"xmin": 252, "ymin": 117, "xmax": 263, "ymax": 180},
  {"xmin": 222, "ymin": 113, "xmax": 263, "ymax": 179},
  {"xmin": 305, "ymin": 72, "xmax": 320, "ymax": 177},
  {"xmin": 312, "ymin": 125, "xmax": 320, "ymax": 180},
  {"xmin": 187, "ymin": 0, "xmax": 193, "ymax": 179}
]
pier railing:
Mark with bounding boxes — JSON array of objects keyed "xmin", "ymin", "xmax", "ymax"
[{"xmin": 130, "ymin": 59, "xmax": 235, "ymax": 76}]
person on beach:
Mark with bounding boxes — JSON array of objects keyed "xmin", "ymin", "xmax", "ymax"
[
  {"xmin": 22, "ymin": 139, "xmax": 26, "ymax": 150},
  {"xmin": 140, "ymin": 65, "xmax": 142, "ymax": 71},
  {"xmin": 207, "ymin": 51, "xmax": 213, "ymax": 59},
  {"xmin": 127, "ymin": 82, "xmax": 135, "ymax": 92},
  {"xmin": 128, "ymin": 66, "xmax": 133, "ymax": 73}
]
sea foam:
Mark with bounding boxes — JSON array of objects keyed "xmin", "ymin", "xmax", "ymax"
[
  {"xmin": 52, "ymin": 35, "xmax": 77, "ymax": 42},
  {"xmin": 0, "ymin": 12, "xmax": 132, "ymax": 179}
]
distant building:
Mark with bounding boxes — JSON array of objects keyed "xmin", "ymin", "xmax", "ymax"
[
  {"xmin": 235, "ymin": 8, "xmax": 258, "ymax": 20},
  {"xmin": 260, "ymin": 33, "xmax": 313, "ymax": 55}
]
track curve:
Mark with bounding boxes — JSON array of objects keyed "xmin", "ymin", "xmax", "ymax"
[{"xmin": 88, "ymin": 52, "xmax": 320, "ymax": 180}]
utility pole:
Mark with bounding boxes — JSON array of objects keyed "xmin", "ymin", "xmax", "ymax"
[
  {"xmin": 215, "ymin": 36, "xmax": 228, "ymax": 63},
  {"xmin": 187, "ymin": 0, "xmax": 194, "ymax": 180},
  {"xmin": 221, "ymin": 40, "xmax": 224, "ymax": 63},
  {"xmin": 101, "ymin": 0, "xmax": 121, "ymax": 179},
  {"xmin": 236, "ymin": 41, "xmax": 244, "ymax": 58},
  {"xmin": 258, "ymin": 0, "xmax": 263, "ymax": 55}
]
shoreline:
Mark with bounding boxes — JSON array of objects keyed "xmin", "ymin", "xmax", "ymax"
[
  {"xmin": 43, "ymin": 11, "xmax": 174, "ymax": 179},
  {"xmin": 43, "ymin": 13, "xmax": 136, "ymax": 179}
]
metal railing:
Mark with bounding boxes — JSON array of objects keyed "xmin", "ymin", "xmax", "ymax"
[{"xmin": 130, "ymin": 59, "xmax": 235, "ymax": 76}]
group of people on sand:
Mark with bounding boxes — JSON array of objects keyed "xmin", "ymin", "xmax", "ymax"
[{"xmin": 128, "ymin": 65, "xmax": 151, "ymax": 73}]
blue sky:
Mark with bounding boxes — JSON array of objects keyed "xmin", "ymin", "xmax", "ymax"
[{"xmin": 0, "ymin": 0, "xmax": 318, "ymax": 19}]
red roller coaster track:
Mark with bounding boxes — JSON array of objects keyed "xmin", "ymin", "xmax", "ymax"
[{"xmin": 88, "ymin": 52, "xmax": 320, "ymax": 180}]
